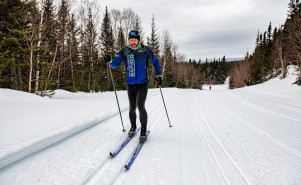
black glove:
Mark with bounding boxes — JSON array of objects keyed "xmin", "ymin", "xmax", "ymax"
[
  {"xmin": 155, "ymin": 75, "xmax": 162, "ymax": 86},
  {"xmin": 104, "ymin": 54, "xmax": 111, "ymax": 63}
]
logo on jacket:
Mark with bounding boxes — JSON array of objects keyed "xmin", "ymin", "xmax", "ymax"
[{"xmin": 128, "ymin": 54, "xmax": 135, "ymax": 77}]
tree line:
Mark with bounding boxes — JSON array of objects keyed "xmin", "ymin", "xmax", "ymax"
[
  {"xmin": 0, "ymin": 0, "xmax": 209, "ymax": 93},
  {"xmin": 2, "ymin": 0, "xmax": 298, "ymax": 93},
  {"xmin": 230, "ymin": 0, "xmax": 301, "ymax": 88}
]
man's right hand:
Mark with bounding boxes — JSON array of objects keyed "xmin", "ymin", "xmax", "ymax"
[{"xmin": 104, "ymin": 54, "xmax": 111, "ymax": 63}]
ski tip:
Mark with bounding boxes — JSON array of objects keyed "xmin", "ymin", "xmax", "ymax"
[
  {"xmin": 109, "ymin": 152, "xmax": 116, "ymax": 157},
  {"xmin": 124, "ymin": 165, "xmax": 130, "ymax": 170}
]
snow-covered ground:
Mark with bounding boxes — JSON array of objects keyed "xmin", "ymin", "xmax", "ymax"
[{"xmin": 0, "ymin": 66, "xmax": 300, "ymax": 185}]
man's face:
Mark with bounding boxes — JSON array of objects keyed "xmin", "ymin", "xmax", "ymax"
[{"xmin": 129, "ymin": 38, "xmax": 139, "ymax": 48}]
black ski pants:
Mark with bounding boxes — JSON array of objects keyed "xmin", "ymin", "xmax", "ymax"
[{"xmin": 127, "ymin": 82, "xmax": 148, "ymax": 129}]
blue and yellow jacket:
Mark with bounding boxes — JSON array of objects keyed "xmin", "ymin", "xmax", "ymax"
[{"xmin": 109, "ymin": 44, "xmax": 162, "ymax": 85}]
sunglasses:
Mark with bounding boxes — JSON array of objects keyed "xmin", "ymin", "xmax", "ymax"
[{"xmin": 129, "ymin": 31, "xmax": 138, "ymax": 37}]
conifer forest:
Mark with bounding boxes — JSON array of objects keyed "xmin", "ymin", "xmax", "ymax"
[{"xmin": 0, "ymin": 0, "xmax": 300, "ymax": 93}]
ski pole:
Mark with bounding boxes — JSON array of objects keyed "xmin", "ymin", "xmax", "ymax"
[
  {"xmin": 159, "ymin": 86, "xmax": 172, "ymax": 127},
  {"xmin": 107, "ymin": 63, "xmax": 126, "ymax": 132}
]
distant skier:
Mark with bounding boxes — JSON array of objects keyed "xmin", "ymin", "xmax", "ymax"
[{"xmin": 104, "ymin": 30, "xmax": 162, "ymax": 142}]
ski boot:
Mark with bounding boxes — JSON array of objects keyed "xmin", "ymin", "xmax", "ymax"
[
  {"xmin": 128, "ymin": 125, "xmax": 137, "ymax": 137},
  {"xmin": 139, "ymin": 127, "xmax": 147, "ymax": 142}
]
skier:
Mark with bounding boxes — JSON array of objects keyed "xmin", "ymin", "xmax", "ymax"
[{"xmin": 104, "ymin": 30, "xmax": 162, "ymax": 142}]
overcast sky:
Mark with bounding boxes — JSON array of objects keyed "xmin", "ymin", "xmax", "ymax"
[{"xmin": 98, "ymin": 0, "xmax": 289, "ymax": 60}]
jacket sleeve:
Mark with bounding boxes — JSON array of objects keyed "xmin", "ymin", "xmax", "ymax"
[
  {"xmin": 147, "ymin": 48, "xmax": 162, "ymax": 75},
  {"xmin": 109, "ymin": 49, "xmax": 124, "ymax": 69}
]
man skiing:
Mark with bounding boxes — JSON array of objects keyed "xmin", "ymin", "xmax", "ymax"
[{"xmin": 104, "ymin": 30, "xmax": 162, "ymax": 142}]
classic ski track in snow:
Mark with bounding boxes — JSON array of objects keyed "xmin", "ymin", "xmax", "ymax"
[
  {"xmin": 84, "ymin": 90, "xmax": 180, "ymax": 185},
  {"xmin": 179, "ymin": 96, "xmax": 188, "ymax": 184},
  {"xmin": 246, "ymin": 89, "xmax": 298, "ymax": 100},
  {"xmin": 194, "ymin": 92, "xmax": 252, "ymax": 185},
  {"xmin": 228, "ymin": 92, "xmax": 299, "ymax": 122},
  {"xmin": 232, "ymin": 92, "xmax": 301, "ymax": 114},
  {"xmin": 218, "ymin": 92, "xmax": 301, "ymax": 158},
  {"xmin": 192, "ymin": 97, "xmax": 229, "ymax": 185}
]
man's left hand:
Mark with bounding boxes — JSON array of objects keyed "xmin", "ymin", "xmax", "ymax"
[{"xmin": 155, "ymin": 75, "xmax": 162, "ymax": 86}]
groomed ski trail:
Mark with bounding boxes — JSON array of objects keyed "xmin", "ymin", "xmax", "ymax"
[
  {"xmin": 1, "ymin": 87, "xmax": 300, "ymax": 185},
  {"xmin": 194, "ymin": 92, "xmax": 251, "ymax": 185}
]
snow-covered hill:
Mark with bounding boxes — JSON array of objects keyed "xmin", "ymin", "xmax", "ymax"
[{"xmin": 0, "ymin": 66, "xmax": 300, "ymax": 185}]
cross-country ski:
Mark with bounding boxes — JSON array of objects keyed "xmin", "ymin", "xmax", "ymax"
[
  {"xmin": 110, "ymin": 127, "xmax": 141, "ymax": 157},
  {"xmin": 125, "ymin": 131, "xmax": 150, "ymax": 169}
]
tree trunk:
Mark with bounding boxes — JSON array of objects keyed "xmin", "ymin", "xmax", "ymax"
[
  {"xmin": 69, "ymin": 39, "xmax": 75, "ymax": 90},
  {"xmin": 35, "ymin": 0, "xmax": 44, "ymax": 93},
  {"xmin": 29, "ymin": 40, "xmax": 34, "ymax": 92},
  {"xmin": 46, "ymin": 44, "xmax": 58, "ymax": 90},
  {"xmin": 278, "ymin": 41, "xmax": 287, "ymax": 79}
]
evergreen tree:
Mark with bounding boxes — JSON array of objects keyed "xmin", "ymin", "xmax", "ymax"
[
  {"xmin": 267, "ymin": 22, "xmax": 273, "ymax": 43},
  {"xmin": 264, "ymin": 23, "xmax": 274, "ymax": 79},
  {"xmin": 147, "ymin": 14, "xmax": 160, "ymax": 55},
  {"xmin": 56, "ymin": 0, "xmax": 70, "ymax": 89},
  {"xmin": 147, "ymin": 15, "xmax": 160, "ymax": 87},
  {"xmin": 99, "ymin": 6, "xmax": 114, "ymax": 91},
  {"xmin": 100, "ymin": 6, "xmax": 114, "ymax": 55},
  {"xmin": 116, "ymin": 26, "xmax": 125, "ymax": 51},
  {"xmin": 115, "ymin": 26, "xmax": 126, "ymax": 90},
  {"xmin": 42, "ymin": 0, "xmax": 56, "ymax": 53},
  {"xmin": 0, "ymin": 0, "xmax": 36, "ymax": 90},
  {"xmin": 249, "ymin": 28, "xmax": 274, "ymax": 84},
  {"xmin": 161, "ymin": 31, "xmax": 175, "ymax": 87},
  {"xmin": 66, "ymin": 14, "xmax": 79, "ymax": 92},
  {"xmin": 82, "ymin": 7, "xmax": 98, "ymax": 92}
]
